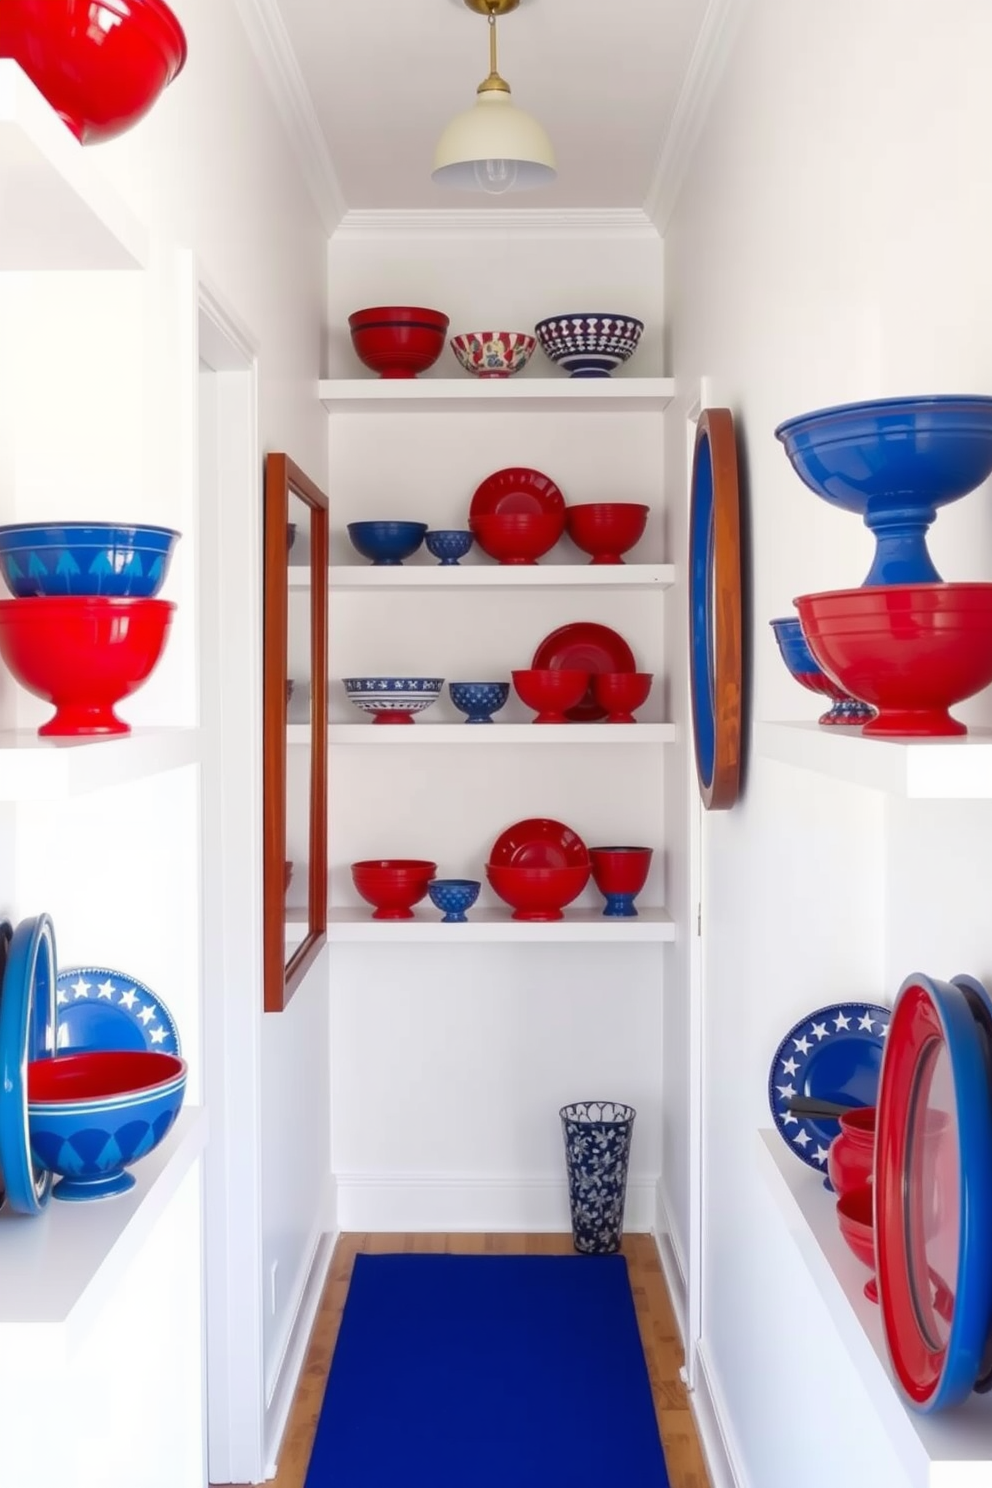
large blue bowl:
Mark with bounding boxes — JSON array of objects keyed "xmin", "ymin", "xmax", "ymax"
[
  {"xmin": 347, "ymin": 521, "xmax": 427, "ymax": 566},
  {"xmin": 774, "ymin": 396, "xmax": 992, "ymax": 585},
  {"xmin": 0, "ymin": 522, "xmax": 180, "ymax": 598}
]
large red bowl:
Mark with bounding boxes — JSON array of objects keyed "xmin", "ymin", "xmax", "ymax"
[
  {"xmin": 565, "ymin": 503, "xmax": 650, "ymax": 564},
  {"xmin": 351, "ymin": 859, "xmax": 437, "ymax": 919},
  {"xmin": 795, "ymin": 583, "xmax": 992, "ymax": 737},
  {"xmin": 348, "ymin": 307, "xmax": 449, "ymax": 379},
  {"xmin": 469, "ymin": 511, "xmax": 565, "ymax": 565},
  {"xmin": 0, "ymin": 596, "xmax": 173, "ymax": 736},
  {"xmin": 836, "ymin": 1185, "xmax": 878, "ymax": 1302},
  {"xmin": 0, "ymin": 0, "xmax": 187, "ymax": 145},
  {"xmin": 511, "ymin": 668, "xmax": 589, "ymax": 723},
  {"xmin": 485, "ymin": 863, "xmax": 590, "ymax": 921},
  {"xmin": 592, "ymin": 671, "xmax": 653, "ymax": 723}
]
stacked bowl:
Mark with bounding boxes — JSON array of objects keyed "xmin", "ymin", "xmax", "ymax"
[{"xmin": 485, "ymin": 818, "xmax": 590, "ymax": 922}]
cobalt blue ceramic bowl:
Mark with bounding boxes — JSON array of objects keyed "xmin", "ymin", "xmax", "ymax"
[
  {"xmin": 448, "ymin": 681, "xmax": 510, "ymax": 724},
  {"xmin": 347, "ymin": 521, "xmax": 427, "ymax": 566},
  {"xmin": 769, "ymin": 616, "xmax": 874, "ymax": 726},
  {"xmin": 425, "ymin": 530, "xmax": 474, "ymax": 565},
  {"xmin": 0, "ymin": 522, "xmax": 179, "ymax": 597},
  {"xmin": 428, "ymin": 879, "xmax": 481, "ymax": 923}
]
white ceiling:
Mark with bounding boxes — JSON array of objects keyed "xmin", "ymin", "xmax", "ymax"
[{"xmin": 272, "ymin": 0, "xmax": 712, "ymax": 214}]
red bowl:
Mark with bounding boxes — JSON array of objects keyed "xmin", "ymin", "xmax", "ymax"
[
  {"xmin": 0, "ymin": 596, "xmax": 173, "ymax": 736},
  {"xmin": 836, "ymin": 1185, "xmax": 878, "ymax": 1301},
  {"xmin": 565, "ymin": 503, "xmax": 650, "ymax": 564},
  {"xmin": 827, "ymin": 1107, "xmax": 875, "ymax": 1200},
  {"xmin": 348, "ymin": 307, "xmax": 449, "ymax": 379},
  {"xmin": 469, "ymin": 512, "xmax": 565, "ymax": 565},
  {"xmin": 592, "ymin": 671, "xmax": 653, "ymax": 723},
  {"xmin": 489, "ymin": 818, "xmax": 589, "ymax": 869},
  {"xmin": 0, "ymin": 0, "xmax": 187, "ymax": 145},
  {"xmin": 589, "ymin": 847, "xmax": 653, "ymax": 898},
  {"xmin": 485, "ymin": 863, "xmax": 590, "ymax": 921},
  {"xmin": 512, "ymin": 668, "xmax": 589, "ymax": 723},
  {"xmin": 351, "ymin": 859, "xmax": 437, "ymax": 919},
  {"xmin": 795, "ymin": 583, "xmax": 992, "ymax": 737}
]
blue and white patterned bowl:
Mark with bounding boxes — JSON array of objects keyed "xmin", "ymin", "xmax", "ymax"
[
  {"xmin": 448, "ymin": 681, "xmax": 510, "ymax": 724},
  {"xmin": 428, "ymin": 879, "xmax": 481, "ymax": 923},
  {"xmin": 343, "ymin": 677, "xmax": 443, "ymax": 724},
  {"xmin": 534, "ymin": 314, "xmax": 644, "ymax": 379},
  {"xmin": 425, "ymin": 530, "xmax": 474, "ymax": 566},
  {"xmin": 0, "ymin": 522, "xmax": 180, "ymax": 598}
]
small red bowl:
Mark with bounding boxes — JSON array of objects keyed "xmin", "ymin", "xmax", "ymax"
[
  {"xmin": 348, "ymin": 307, "xmax": 449, "ymax": 379},
  {"xmin": 592, "ymin": 672, "xmax": 653, "ymax": 723},
  {"xmin": 351, "ymin": 859, "xmax": 437, "ymax": 919},
  {"xmin": 470, "ymin": 512, "xmax": 565, "ymax": 565},
  {"xmin": 836, "ymin": 1185, "xmax": 877, "ymax": 1302},
  {"xmin": 512, "ymin": 668, "xmax": 590, "ymax": 723},
  {"xmin": 589, "ymin": 846, "xmax": 653, "ymax": 897},
  {"xmin": 565, "ymin": 503, "xmax": 650, "ymax": 564},
  {"xmin": 485, "ymin": 862, "xmax": 590, "ymax": 921},
  {"xmin": 0, "ymin": 596, "xmax": 174, "ymax": 736},
  {"xmin": 827, "ymin": 1107, "xmax": 875, "ymax": 1200}
]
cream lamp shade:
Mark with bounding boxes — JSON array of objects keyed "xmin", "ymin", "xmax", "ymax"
[{"xmin": 432, "ymin": 90, "xmax": 556, "ymax": 194}]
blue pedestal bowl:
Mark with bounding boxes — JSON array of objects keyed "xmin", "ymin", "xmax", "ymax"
[
  {"xmin": 448, "ymin": 681, "xmax": 510, "ymax": 724},
  {"xmin": 425, "ymin": 530, "xmax": 474, "ymax": 566},
  {"xmin": 769, "ymin": 617, "xmax": 875, "ymax": 726},
  {"xmin": 347, "ymin": 521, "xmax": 427, "ymax": 566},
  {"xmin": 428, "ymin": 879, "xmax": 481, "ymax": 923}
]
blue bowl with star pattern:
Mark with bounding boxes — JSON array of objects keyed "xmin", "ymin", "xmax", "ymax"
[
  {"xmin": 0, "ymin": 522, "xmax": 180, "ymax": 598},
  {"xmin": 448, "ymin": 681, "xmax": 509, "ymax": 724},
  {"xmin": 428, "ymin": 879, "xmax": 481, "ymax": 922}
]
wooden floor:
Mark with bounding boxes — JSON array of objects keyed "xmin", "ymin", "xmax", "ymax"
[{"xmin": 231, "ymin": 1232, "xmax": 711, "ymax": 1488}]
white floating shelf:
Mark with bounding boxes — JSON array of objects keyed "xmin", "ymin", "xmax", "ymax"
[
  {"xmin": 756, "ymin": 721, "xmax": 992, "ymax": 799},
  {"xmin": 0, "ymin": 61, "xmax": 148, "ymax": 270},
  {"xmin": 0, "ymin": 727, "xmax": 201, "ymax": 801},
  {"xmin": 319, "ymin": 377, "xmax": 675, "ymax": 415},
  {"xmin": 308, "ymin": 564, "xmax": 675, "ymax": 592},
  {"xmin": 0, "ymin": 1107, "xmax": 207, "ymax": 1376},
  {"xmin": 758, "ymin": 1130, "xmax": 992, "ymax": 1488},
  {"xmin": 322, "ymin": 723, "xmax": 675, "ymax": 745},
  {"xmin": 324, "ymin": 907, "xmax": 675, "ymax": 943}
]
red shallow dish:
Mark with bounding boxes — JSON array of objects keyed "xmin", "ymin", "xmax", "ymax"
[
  {"xmin": 28, "ymin": 1049, "xmax": 184, "ymax": 1101},
  {"xmin": 490, "ymin": 818, "xmax": 589, "ymax": 870},
  {"xmin": 511, "ymin": 668, "xmax": 589, "ymax": 723},
  {"xmin": 351, "ymin": 859, "xmax": 437, "ymax": 919},
  {"xmin": 589, "ymin": 846, "xmax": 653, "ymax": 898},
  {"xmin": 565, "ymin": 503, "xmax": 650, "ymax": 564},
  {"xmin": 0, "ymin": 596, "xmax": 173, "ymax": 736},
  {"xmin": 593, "ymin": 671, "xmax": 653, "ymax": 723},
  {"xmin": 470, "ymin": 468, "xmax": 566, "ymax": 519},
  {"xmin": 469, "ymin": 511, "xmax": 564, "ymax": 564},
  {"xmin": 837, "ymin": 1185, "xmax": 878, "ymax": 1302},
  {"xmin": 0, "ymin": 0, "xmax": 187, "ymax": 145},
  {"xmin": 348, "ymin": 306, "xmax": 449, "ymax": 379},
  {"xmin": 486, "ymin": 862, "xmax": 590, "ymax": 921},
  {"xmin": 532, "ymin": 622, "xmax": 636, "ymax": 722}
]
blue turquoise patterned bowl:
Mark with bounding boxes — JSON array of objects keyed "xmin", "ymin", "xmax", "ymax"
[
  {"xmin": 425, "ymin": 530, "xmax": 474, "ymax": 566},
  {"xmin": 428, "ymin": 879, "xmax": 481, "ymax": 923},
  {"xmin": 347, "ymin": 521, "xmax": 427, "ymax": 566},
  {"xmin": 0, "ymin": 522, "xmax": 179, "ymax": 597},
  {"xmin": 448, "ymin": 681, "xmax": 509, "ymax": 724}
]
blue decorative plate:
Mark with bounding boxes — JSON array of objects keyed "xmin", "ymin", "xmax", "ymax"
[
  {"xmin": 768, "ymin": 1000, "xmax": 890, "ymax": 1174},
  {"xmin": 0, "ymin": 914, "xmax": 57, "ymax": 1214},
  {"xmin": 55, "ymin": 967, "xmax": 181, "ymax": 1057}
]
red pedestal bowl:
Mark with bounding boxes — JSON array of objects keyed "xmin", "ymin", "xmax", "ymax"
[
  {"xmin": 0, "ymin": 0, "xmax": 187, "ymax": 145},
  {"xmin": 795, "ymin": 583, "xmax": 992, "ymax": 738},
  {"xmin": 827, "ymin": 1107, "xmax": 875, "ymax": 1200},
  {"xmin": 348, "ymin": 307, "xmax": 449, "ymax": 379},
  {"xmin": 485, "ymin": 862, "xmax": 590, "ymax": 921},
  {"xmin": 836, "ymin": 1185, "xmax": 878, "ymax": 1302},
  {"xmin": 512, "ymin": 668, "xmax": 589, "ymax": 723},
  {"xmin": 589, "ymin": 847, "xmax": 653, "ymax": 917},
  {"xmin": 351, "ymin": 859, "xmax": 437, "ymax": 919},
  {"xmin": 0, "ymin": 596, "xmax": 173, "ymax": 736},
  {"xmin": 469, "ymin": 511, "xmax": 565, "ymax": 565},
  {"xmin": 565, "ymin": 503, "xmax": 650, "ymax": 564},
  {"xmin": 592, "ymin": 671, "xmax": 653, "ymax": 723}
]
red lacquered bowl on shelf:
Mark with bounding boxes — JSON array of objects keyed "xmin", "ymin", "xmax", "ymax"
[
  {"xmin": 512, "ymin": 668, "xmax": 589, "ymax": 723},
  {"xmin": 589, "ymin": 847, "xmax": 653, "ymax": 895},
  {"xmin": 485, "ymin": 862, "xmax": 590, "ymax": 921},
  {"xmin": 0, "ymin": 596, "xmax": 174, "ymax": 736},
  {"xmin": 565, "ymin": 503, "xmax": 650, "ymax": 564},
  {"xmin": 348, "ymin": 307, "xmax": 449, "ymax": 379},
  {"xmin": 351, "ymin": 859, "xmax": 437, "ymax": 919},
  {"xmin": 469, "ymin": 512, "xmax": 565, "ymax": 565},
  {"xmin": 827, "ymin": 1107, "xmax": 876, "ymax": 1200},
  {"xmin": 794, "ymin": 583, "xmax": 992, "ymax": 738},
  {"xmin": 0, "ymin": 0, "xmax": 187, "ymax": 145},
  {"xmin": 836, "ymin": 1185, "xmax": 878, "ymax": 1302},
  {"xmin": 592, "ymin": 671, "xmax": 653, "ymax": 723}
]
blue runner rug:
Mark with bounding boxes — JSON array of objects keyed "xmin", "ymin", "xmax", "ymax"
[{"xmin": 304, "ymin": 1252, "xmax": 670, "ymax": 1487}]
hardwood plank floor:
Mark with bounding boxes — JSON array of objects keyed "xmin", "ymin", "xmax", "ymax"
[{"xmin": 223, "ymin": 1232, "xmax": 711, "ymax": 1488}]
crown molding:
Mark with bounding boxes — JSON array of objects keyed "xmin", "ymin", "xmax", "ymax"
[
  {"xmin": 231, "ymin": 0, "xmax": 346, "ymax": 235},
  {"xmin": 644, "ymin": 0, "xmax": 752, "ymax": 234},
  {"xmin": 331, "ymin": 207, "xmax": 661, "ymax": 243}
]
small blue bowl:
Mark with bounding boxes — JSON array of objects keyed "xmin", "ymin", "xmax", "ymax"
[
  {"xmin": 0, "ymin": 522, "xmax": 180, "ymax": 598},
  {"xmin": 426, "ymin": 530, "xmax": 474, "ymax": 566},
  {"xmin": 428, "ymin": 879, "xmax": 481, "ymax": 923},
  {"xmin": 448, "ymin": 681, "xmax": 510, "ymax": 724},
  {"xmin": 347, "ymin": 521, "xmax": 427, "ymax": 566},
  {"xmin": 769, "ymin": 616, "xmax": 875, "ymax": 726}
]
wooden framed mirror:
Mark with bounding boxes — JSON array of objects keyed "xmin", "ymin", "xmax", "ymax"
[{"xmin": 263, "ymin": 453, "xmax": 328, "ymax": 1012}]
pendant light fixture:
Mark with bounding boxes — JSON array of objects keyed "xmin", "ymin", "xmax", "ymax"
[{"xmin": 432, "ymin": 0, "xmax": 556, "ymax": 195}]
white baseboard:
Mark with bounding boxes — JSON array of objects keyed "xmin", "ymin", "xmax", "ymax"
[
  {"xmin": 334, "ymin": 1171, "xmax": 658, "ymax": 1233},
  {"xmin": 263, "ymin": 1226, "xmax": 337, "ymax": 1479},
  {"xmin": 691, "ymin": 1342, "xmax": 749, "ymax": 1488},
  {"xmin": 653, "ymin": 1178, "xmax": 688, "ymax": 1344}
]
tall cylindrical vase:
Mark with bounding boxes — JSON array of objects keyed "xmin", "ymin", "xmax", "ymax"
[{"xmin": 560, "ymin": 1100, "xmax": 636, "ymax": 1255}]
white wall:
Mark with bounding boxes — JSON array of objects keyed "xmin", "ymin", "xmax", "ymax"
[{"xmin": 662, "ymin": 2, "xmax": 992, "ymax": 1485}]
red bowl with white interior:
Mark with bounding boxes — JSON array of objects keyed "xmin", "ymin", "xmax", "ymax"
[
  {"xmin": 348, "ymin": 307, "xmax": 449, "ymax": 379},
  {"xmin": 351, "ymin": 859, "xmax": 437, "ymax": 919},
  {"xmin": 469, "ymin": 511, "xmax": 565, "ymax": 565},
  {"xmin": 565, "ymin": 503, "xmax": 650, "ymax": 564}
]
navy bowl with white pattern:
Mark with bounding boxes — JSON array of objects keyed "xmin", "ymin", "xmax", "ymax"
[{"xmin": 534, "ymin": 314, "xmax": 644, "ymax": 379}]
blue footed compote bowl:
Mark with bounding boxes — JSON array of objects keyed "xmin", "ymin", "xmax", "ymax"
[
  {"xmin": 448, "ymin": 681, "xmax": 509, "ymax": 724},
  {"xmin": 425, "ymin": 530, "xmax": 474, "ymax": 566},
  {"xmin": 347, "ymin": 520, "xmax": 427, "ymax": 566},
  {"xmin": 774, "ymin": 395, "xmax": 992, "ymax": 585},
  {"xmin": 428, "ymin": 879, "xmax": 481, "ymax": 923}
]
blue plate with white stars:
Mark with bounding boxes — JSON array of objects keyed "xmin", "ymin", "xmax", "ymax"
[
  {"xmin": 55, "ymin": 967, "xmax": 181, "ymax": 1058},
  {"xmin": 768, "ymin": 1001, "xmax": 890, "ymax": 1177}
]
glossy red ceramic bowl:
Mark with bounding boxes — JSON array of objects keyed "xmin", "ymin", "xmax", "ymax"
[
  {"xmin": 589, "ymin": 847, "xmax": 653, "ymax": 897},
  {"xmin": 0, "ymin": 0, "xmax": 187, "ymax": 145},
  {"xmin": 469, "ymin": 511, "xmax": 565, "ymax": 565},
  {"xmin": 827, "ymin": 1107, "xmax": 876, "ymax": 1200},
  {"xmin": 592, "ymin": 671, "xmax": 654, "ymax": 723},
  {"xmin": 351, "ymin": 859, "xmax": 437, "ymax": 919},
  {"xmin": 836, "ymin": 1185, "xmax": 878, "ymax": 1302},
  {"xmin": 565, "ymin": 503, "xmax": 650, "ymax": 564},
  {"xmin": 489, "ymin": 818, "xmax": 589, "ymax": 869},
  {"xmin": 485, "ymin": 863, "xmax": 590, "ymax": 921},
  {"xmin": 795, "ymin": 583, "xmax": 992, "ymax": 738},
  {"xmin": 348, "ymin": 307, "xmax": 449, "ymax": 379},
  {"xmin": 0, "ymin": 596, "xmax": 173, "ymax": 736},
  {"xmin": 512, "ymin": 668, "xmax": 589, "ymax": 723}
]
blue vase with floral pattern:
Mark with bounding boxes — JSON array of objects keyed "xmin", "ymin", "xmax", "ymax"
[{"xmin": 559, "ymin": 1100, "xmax": 636, "ymax": 1255}]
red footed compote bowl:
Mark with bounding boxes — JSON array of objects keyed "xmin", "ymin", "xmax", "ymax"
[
  {"xmin": 565, "ymin": 503, "xmax": 650, "ymax": 564},
  {"xmin": 593, "ymin": 672, "xmax": 653, "ymax": 723},
  {"xmin": 469, "ymin": 511, "xmax": 564, "ymax": 565},
  {"xmin": 512, "ymin": 669, "xmax": 589, "ymax": 723},
  {"xmin": 348, "ymin": 307, "xmax": 449, "ymax": 379},
  {"xmin": 589, "ymin": 847, "xmax": 653, "ymax": 917},
  {"xmin": 485, "ymin": 863, "xmax": 590, "ymax": 922},
  {"xmin": 351, "ymin": 860, "xmax": 437, "ymax": 920},
  {"xmin": 836, "ymin": 1185, "xmax": 878, "ymax": 1303}
]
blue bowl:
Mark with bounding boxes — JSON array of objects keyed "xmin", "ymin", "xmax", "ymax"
[
  {"xmin": 347, "ymin": 521, "xmax": 427, "ymax": 566},
  {"xmin": 534, "ymin": 313, "xmax": 644, "ymax": 379},
  {"xmin": 769, "ymin": 617, "xmax": 874, "ymax": 726},
  {"xmin": 448, "ymin": 681, "xmax": 510, "ymax": 724},
  {"xmin": 428, "ymin": 879, "xmax": 481, "ymax": 923},
  {"xmin": 774, "ymin": 396, "xmax": 992, "ymax": 585},
  {"xmin": 425, "ymin": 530, "xmax": 474, "ymax": 566},
  {"xmin": 0, "ymin": 522, "xmax": 180, "ymax": 598},
  {"xmin": 344, "ymin": 677, "xmax": 443, "ymax": 723}
]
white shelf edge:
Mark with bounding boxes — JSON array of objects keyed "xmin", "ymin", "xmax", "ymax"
[
  {"xmin": 322, "ymin": 906, "xmax": 675, "ymax": 943},
  {"xmin": 757, "ymin": 1129, "xmax": 992, "ymax": 1488},
  {"xmin": 0, "ymin": 1107, "xmax": 208, "ymax": 1375},
  {"xmin": 0, "ymin": 727, "xmax": 202, "ymax": 801},
  {"xmin": 297, "ymin": 563, "xmax": 676, "ymax": 591},
  {"xmin": 755, "ymin": 721, "xmax": 992, "ymax": 799},
  {"xmin": 318, "ymin": 376, "xmax": 675, "ymax": 413},
  {"xmin": 321, "ymin": 722, "xmax": 675, "ymax": 745}
]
